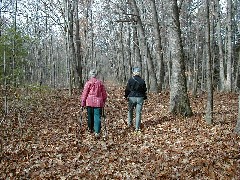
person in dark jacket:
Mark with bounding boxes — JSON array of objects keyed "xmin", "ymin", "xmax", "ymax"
[{"xmin": 124, "ymin": 67, "xmax": 147, "ymax": 133}]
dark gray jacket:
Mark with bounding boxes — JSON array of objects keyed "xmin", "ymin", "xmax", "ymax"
[{"xmin": 124, "ymin": 75, "xmax": 147, "ymax": 99}]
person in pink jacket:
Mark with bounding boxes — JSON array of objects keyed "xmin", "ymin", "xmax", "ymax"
[{"xmin": 81, "ymin": 69, "xmax": 107, "ymax": 138}]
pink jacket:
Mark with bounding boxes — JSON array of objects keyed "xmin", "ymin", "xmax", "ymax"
[{"xmin": 81, "ymin": 78, "xmax": 107, "ymax": 107}]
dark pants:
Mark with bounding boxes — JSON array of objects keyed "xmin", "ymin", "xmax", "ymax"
[{"xmin": 87, "ymin": 107, "xmax": 102, "ymax": 134}]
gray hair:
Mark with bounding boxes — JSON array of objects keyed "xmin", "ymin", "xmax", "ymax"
[
  {"xmin": 89, "ymin": 69, "xmax": 97, "ymax": 78},
  {"xmin": 132, "ymin": 67, "xmax": 141, "ymax": 76}
]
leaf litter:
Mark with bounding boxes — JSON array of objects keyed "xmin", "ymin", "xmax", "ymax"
[{"xmin": 0, "ymin": 83, "xmax": 240, "ymax": 179}]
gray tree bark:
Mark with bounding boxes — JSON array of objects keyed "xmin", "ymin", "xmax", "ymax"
[
  {"xmin": 150, "ymin": 0, "xmax": 164, "ymax": 92},
  {"xmin": 225, "ymin": 0, "xmax": 233, "ymax": 91},
  {"xmin": 167, "ymin": 0, "xmax": 192, "ymax": 117},
  {"xmin": 130, "ymin": 0, "xmax": 158, "ymax": 92},
  {"xmin": 216, "ymin": 0, "xmax": 226, "ymax": 91},
  {"xmin": 133, "ymin": 25, "xmax": 141, "ymax": 70},
  {"xmin": 63, "ymin": 0, "xmax": 72, "ymax": 95},
  {"xmin": 235, "ymin": 94, "xmax": 240, "ymax": 135},
  {"xmin": 119, "ymin": 22, "xmax": 125, "ymax": 83},
  {"xmin": 75, "ymin": 0, "xmax": 83, "ymax": 90},
  {"xmin": 0, "ymin": 0, "xmax": 2, "ymax": 37},
  {"xmin": 205, "ymin": 0, "xmax": 213, "ymax": 124},
  {"xmin": 192, "ymin": 0, "xmax": 200, "ymax": 97},
  {"xmin": 12, "ymin": 0, "xmax": 17, "ymax": 87},
  {"xmin": 3, "ymin": 43, "xmax": 8, "ymax": 115},
  {"xmin": 236, "ymin": 50, "xmax": 240, "ymax": 90}
]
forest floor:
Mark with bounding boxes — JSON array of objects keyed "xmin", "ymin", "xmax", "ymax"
[{"xmin": 0, "ymin": 82, "xmax": 240, "ymax": 179}]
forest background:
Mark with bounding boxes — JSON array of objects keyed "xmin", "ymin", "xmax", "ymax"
[{"xmin": 0, "ymin": 0, "xmax": 240, "ymax": 179}]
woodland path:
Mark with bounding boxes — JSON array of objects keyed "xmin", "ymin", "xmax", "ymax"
[{"xmin": 0, "ymin": 82, "xmax": 240, "ymax": 179}]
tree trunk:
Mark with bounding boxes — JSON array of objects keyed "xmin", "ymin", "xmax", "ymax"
[
  {"xmin": 0, "ymin": 0, "xmax": 2, "ymax": 37},
  {"xmin": 119, "ymin": 22, "xmax": 125, "ymax": 83},
  {"xmin": 3, "ymin": 43, "xmax": 8, "ymax": 115},
  {"xmin": 192, "ymin": 0, "xmax": 200, "ymax": 97},
  {"xmin": 64, "ymin": 0, "xmax": 72, "ymax": 95},
  {"xmin": 89, "ymin": 0, "xmax": 94, "ymax": 69},
  {"xmin": 133, "ymin": 25, "xmax": 142, "ymax": 70},
  {"xmin": 225, "ymin": 0, "xmax": 233, "ymax": 91},
  {"xmin": 235, "ymin": 51, "xmax": 240, "ymax": 90},
  {"xmin": 167, "ymin": 0, "xmax": 193, "ymax": 117},
  {"xmin": 235, "ymin": 94, "xmax": 240, "ymax": 135},
  {"xmin": 12, "ymin": 0, "xmax": 17, "ymax": 87},
  {"xmin": 205, "ymin": 0, "xmax": 213, "ymax": 125},
  {"xmin": 75, "ymin": 0, "xmax": 83, "ymax": 90},
  {"xmin": 216, "ymin": 0, "xmax": 226, "ymax": 91},
  {"xmin": 201, "ymin": 48, "xmax": 206, "ymax": 92},
  {"xmin": 150, "ymin": 0, "xmax": 164, "ymax": 92},
  {"xmin": 130, "ymin": 0, "xmax": 158, "ymax": 92},
  {"xmin": 127, "ymin": 25, "xmax": 132, "ymax": 81},
  {"xmin": 68, "ymin": 0, "xmax": 84, "ymax": 91}
]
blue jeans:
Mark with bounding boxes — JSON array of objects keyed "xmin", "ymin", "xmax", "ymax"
[
  {"xmin": 87, "ymin": 107, "xmax": 102, "ymax": 134},
  {"xmin": 128, "ymin": 97, "xmax": 144, "ymax": 130}
]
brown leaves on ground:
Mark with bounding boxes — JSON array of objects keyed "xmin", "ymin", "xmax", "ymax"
[{"xmin": 0, "ymin": 83, "xmax": 240, "ymax": 179}]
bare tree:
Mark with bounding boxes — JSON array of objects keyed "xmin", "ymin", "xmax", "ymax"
[
  {"xmin": 167, "ymin": 0, "xmax": 192, "ymax": 117},
  {"xmin": 225, "ymin": 0, "xmax": 233, "ymax": 91},
  {"xmin": 235, "ymin": 94, "xmax": 240, "ymax": 135},
  {"xmin": 0, "ymin": 0, "xmax": 2, "ymax": 37},
  {"xmin": 205, "ymin": 0, "xmax": 213, "ymax": 124},
  {"xmin": 149, "ymin": 0, "xmax": 164, "ymax": 92},
  {"xmin": 75, "ymin": 0, "xmax": 83, "ymax": 90},
  {"xmin": 192, "ymin": 0, "xmax": 201, "ymax": 96},
  {"xmin": 215, "ymin": 0, "xmax": 226, "ymax": 91},
  {"xmin": 129, "ymin": 0, "xmax": 158, "ymax": 92},
  {"xmin": 12, "ymin": 0, "xmax": 17, "ymax": 87}
]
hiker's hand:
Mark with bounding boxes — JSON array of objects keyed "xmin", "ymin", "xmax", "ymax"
[{"xmin": 81, "ymin": 100, "xmax": 86, "ymax": 107}]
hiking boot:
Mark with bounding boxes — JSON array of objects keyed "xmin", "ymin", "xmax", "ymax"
[
  {"xmin": 134, "ymin": 129, "xmax": 141, "ymax": 135},
  {"xmin": 88, "ymin": 128, "xmax": 94, "ymax": 133},
  {"xmin": 95, "ymin": 133, "xmax": 100, "ymax": 139}
]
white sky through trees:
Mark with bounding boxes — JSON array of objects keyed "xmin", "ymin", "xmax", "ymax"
[{"xmin": 1, "ymin": 0, "xmax": 228, "ymax": 30}]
